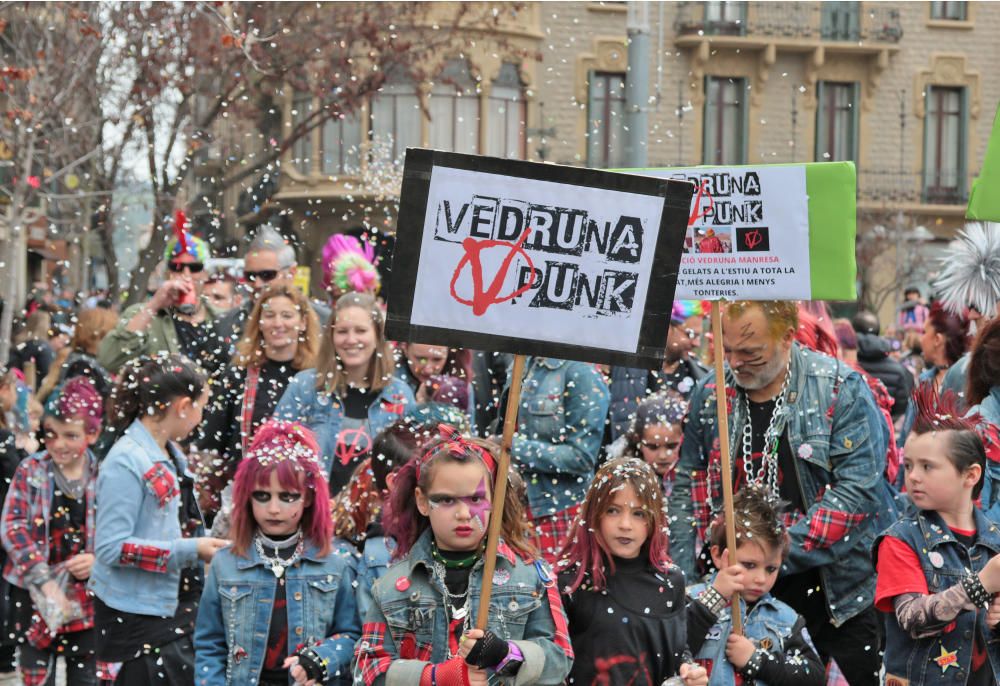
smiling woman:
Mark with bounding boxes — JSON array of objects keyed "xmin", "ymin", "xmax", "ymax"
[
  {"xmin": 193, "ymin": 285, "xmax": 320, "ymax": 522},
  {"xmin": 274, "ymin": 292, "xmax": 415, "ymax": 496}
]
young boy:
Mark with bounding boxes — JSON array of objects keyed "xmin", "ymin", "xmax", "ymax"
[
  {"xmin": 687, "ymin": 487, "xmax": 826, "ymax": 686},
  {"xmin": 1, "ymin": 376, "xmax": 102, "ymax": 685}
]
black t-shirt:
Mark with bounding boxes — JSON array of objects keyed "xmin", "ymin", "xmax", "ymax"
[
  {"xmin": 50, "ymin": 486, "xmax": 86, "ymax": 563},
  {"xmin": 741, "ymin": 398, "xmax": 827, "ymax": 628},
  {"xmin": 328, "ymin": 386, "xmax": 379, "ymax": 496},
  {"xmin": 172, "ymin": 315, "xmax": 227, "ymax": 375},
  {"xmin": 260, "ymin": 534, "xmax": 300, "ymax": 682},
  {"xmin": 561, "ymin": 555, "xmax": 687, "ymax": 685}
]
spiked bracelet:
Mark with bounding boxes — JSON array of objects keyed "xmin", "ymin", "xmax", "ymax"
[
  {"xmin": 738, "ymin": 649, "xmax": 764, "ymax": 680},
  {"xmin": 963, "ymin": 572, "xmax": 991, "ymax": 608},
  {"xmin": 698, "ymin": 586, "xmax": 728, "ymax": 616},
  {"xmin": 293, "ymin": 645, "xmax": 328, "ymax": 683}
]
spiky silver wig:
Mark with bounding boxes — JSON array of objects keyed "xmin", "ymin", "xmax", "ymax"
[{"xmin": 934, "ymin": 222, "xmax": 1000, "ymax": 317}]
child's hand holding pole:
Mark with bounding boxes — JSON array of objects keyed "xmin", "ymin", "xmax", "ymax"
[
  {"xmin": 711, "ymin": 548, "xmax": 746, "ymax": 601},
  {"xmin": 725, "ymin": 633, "xmax": 756, "ymax": 669}
]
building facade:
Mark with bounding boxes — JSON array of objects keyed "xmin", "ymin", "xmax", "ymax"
[{"xmin": 206, "ymin": 1, "xmax": 999, "ymax": 321}]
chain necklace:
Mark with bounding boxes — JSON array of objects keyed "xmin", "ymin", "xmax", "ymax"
[
  {"xmin": 432, "ymin": 559, "xmax": 474, "ymax": 658},
  {"xmin": 254, "ymin": 530, "xmax": 304, "ymax": 579},
  {"xmin": 740, "ymin": 361, "xmax": 791, "ymax": 498}
]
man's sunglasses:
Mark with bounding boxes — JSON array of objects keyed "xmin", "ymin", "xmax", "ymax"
[
  {"xmin": 167, "ymin": 261, "xmax": 205, "ymax": 274},
  {"xmin": 243, "ymin": 269, "xmax": 280, "ymax": 283}
]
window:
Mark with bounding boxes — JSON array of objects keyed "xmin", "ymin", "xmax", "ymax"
[
  {"xmin": 923, "ymin": 85, "xmax": 967, "ymax": 204},
  {"xmin": 704, "ymin": 1, "xmax": 746, "ymax": 35},
  {"xmin": 487, "ymin": 63, "xmax": 526, "ymax": 159},
  {"xmin": 703, "ymin": 76, "xmax": 746, "ymax": 165},
  {"xmin": 930, "ymin": 1, "xmax": 967, "ymax": 20},
  {"xmin": 587, "ymin": 72, "xmax": 626, "ymax": 169},
  {"xmin": 815, "ymin": 82, "xmax": 859, "ymax": 162},
  {"xmin": 371, "ymin": 73, "xmax": 421, "ymax": 163},
  {"xmin": 321, "ymin": 110, "xmax": 362, "ymax": 175},
  {"xmin": 291, "ymin": 93, "xmax": 314, "ymax": 174},
  {"xmin": 429, "ymin": 59, "xmax": 480, "ymax": 154},
  {"xmin": 821, "ymin": 1, "xmax": 860, "ymax": 40}
]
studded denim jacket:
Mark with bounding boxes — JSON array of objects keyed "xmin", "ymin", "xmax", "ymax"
[
  {"xmin": 670, "ymin": 343, "xmax": 889, "ymax": 626},
  {"xmin": 352, "ymin": 530, "xmax": 573, "ymax": 686},
  {"xmin": 193, "ymin": 541, "xmax": 361, "ymax": 685}
]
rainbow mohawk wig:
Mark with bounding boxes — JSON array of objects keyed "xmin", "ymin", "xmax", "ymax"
[{"xmin": 322, "ymin": 233, "xmax": 380, "ymax": 294}]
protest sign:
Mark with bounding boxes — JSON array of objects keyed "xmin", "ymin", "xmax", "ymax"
[
  {"xmin": 386, "ymin": 149, "xmax": 695, "ymax": 369},
  {"xmin": 631, "ymin": 162, "xmax": 857, "ymax": 301},
  {"xmin": 967, "ymin": 105, "xmax": 1000, "ymax": 222}
]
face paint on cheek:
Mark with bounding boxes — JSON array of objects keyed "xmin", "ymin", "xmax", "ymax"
[{"xmin": 463, "ymin": 478, "xmax": 491, "ymax": 532}]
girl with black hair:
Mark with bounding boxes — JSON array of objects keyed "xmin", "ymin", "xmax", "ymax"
[{"xmin": 89, "ymin": 354, "xmax": 228, "ymax": 685}]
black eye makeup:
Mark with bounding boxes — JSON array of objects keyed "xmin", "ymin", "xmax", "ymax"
[{"xmin": 251, "ymin": 491, "xmax": 303, "ymax": 504}]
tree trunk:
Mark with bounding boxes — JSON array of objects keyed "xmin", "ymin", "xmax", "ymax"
[{"xmin": 122, "ymin": 198, "xmax": 175, "ymax": 309}]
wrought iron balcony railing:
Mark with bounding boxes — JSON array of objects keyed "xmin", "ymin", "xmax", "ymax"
[{"xmin": 674, "ymin": 2, "xmax": 903, "ymax": 43}]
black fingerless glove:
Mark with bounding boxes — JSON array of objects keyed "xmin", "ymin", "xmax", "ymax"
[
  {"xmin": 464, "ymin": 630, "xmax": 510, "ymax": 669},
  {"xmin": 294, "ymin": 645, "xmax": 328, "ymax": 683}
]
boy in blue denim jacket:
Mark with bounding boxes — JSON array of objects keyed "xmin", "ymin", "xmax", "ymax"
[{"xmin": 687, "ymin": 488, "xmax": 824, "ymax": 686}]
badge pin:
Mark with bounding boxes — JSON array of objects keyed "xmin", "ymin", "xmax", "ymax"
[
  {"xmin": 706, "ymin": 627, "xmax": 722, "ymax": 641},
  {"xmin": 928, "ymin": 552, "xmax": 945, "ymax": 569},
  {"xmin": 934, "ymin": 645, "xmax": 959, "ymax": 672},
  {"xmin": 798, "ymin": 444, "xmax": 814, "ymax": 459},
  {"xmin": 493, "ymin": 569, "xmax": 511, "ymax": 586},
  {"xmin": 395, "ymin": 576, "xmax": 411, "ymax": 592},
  {"xmin": 843, "ymin": 438, "xmax": 853, "ymax": 450},
  {"xmin": 759, "ymin": 638, "xmax": 773, "ymax": 650}
]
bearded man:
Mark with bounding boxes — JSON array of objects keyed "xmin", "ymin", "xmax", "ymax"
[{"xmin": 670, "ymin": 300, "xmax": 888, "ymax": 686}]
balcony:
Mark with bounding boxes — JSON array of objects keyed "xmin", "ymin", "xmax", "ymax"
[
  {"xmin": 857, "ymin": 168, "xmax": 969, "ymax": 212},
  {"xmin": 674, "ymin": 2, "xmax": 903, "ymax": 48}
]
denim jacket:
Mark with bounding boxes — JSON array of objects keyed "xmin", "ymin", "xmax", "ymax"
[
  {"xmin": 194, "ymin": 540, "xmax": 362, "ymax": 685},
  {"xmin": 89, "ymin": 420, "xmax": 204, "ymax": 616},
  {"xmin": 875, "ymin": 508, "xmax": 1000, "ymax": 686},
  {"xmin": 352, "ymin": 530, "xmax": 573, "ymax": 686},
  {"xmin": 1, "ymin": 449, "xmax": 97, "ymax": 588},
  {"xmin": 688, "ymin": 580, "xmax": 824, "ymax": 686},
  {"xmin": 511, "ymin": 358, "xmax": 609, "ymax": 516},
  {"xmin": 970, "ymin": 387, "xmax": 1000, "ymax": 524},
  {"xmin": 274, "ymin": 370, "xmax": 415, "ymax": 476},
  {"xmin": 355, "ymin": 534, "xmax": 395, "ymax": 621},
  {"xmin": 670, "ymin": 343, "xmax": 889, "ymax": 626}
]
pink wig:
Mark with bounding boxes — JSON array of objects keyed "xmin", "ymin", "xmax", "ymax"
[
  {"xmin": 795, "ymin": 305, "xmax": 840, "ymax": 358},
  {"xmin": 229, "ymin": 420, "xmax": 333, "ymax": 557},
  {"xmin": 557, "ymin": 458, "xmax": 671, "ymax": 592},
  {"xmin": 45, "ymin": 376, "xmax": 103, "ymax": 434}
]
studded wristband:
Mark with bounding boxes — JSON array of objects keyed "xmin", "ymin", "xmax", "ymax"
[
  {"xmin": 698, "ymin": 586, "xmax": 728, "ymax": 616},
  {"xmin": 962, "ymin": 572, "xmax": 992, "ymax": 608},
  {"xmin": 293, "ymin": 645, "xmax": 329, "ymax": 683},
  {"xmin": 739, "ymin": 648, "xmax": 764, "ymax": 680}
]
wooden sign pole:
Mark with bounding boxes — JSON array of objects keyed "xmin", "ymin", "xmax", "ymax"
[
  {"xmin": 711, "ymin": 303, "xmax": 742, "ymax": 634},
  {"xmin": 476, "ymin": 353, "xmax": 527, "ymax": 630}
]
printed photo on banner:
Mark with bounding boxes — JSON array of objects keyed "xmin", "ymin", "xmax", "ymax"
[
  {"xmin": 387, "ymin": 150, "xmax": 694, "ymax": 369},
  {"xmin": 640, "ymin": 166, "xmax": 811, "ymax": 300}
]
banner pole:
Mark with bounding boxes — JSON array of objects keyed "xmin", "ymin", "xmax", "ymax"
[
  {"xmin": 711, "ymin": 302, "xmax": 742, "ymax": 634},
  {"xmin": 475, "ymin": 353, "xmax": 527, "ymax": 630}
]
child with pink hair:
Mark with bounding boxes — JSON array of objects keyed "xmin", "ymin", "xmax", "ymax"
[{"xmin": 194, "ymin": 419, "xmax": 361, "ymax": 685}]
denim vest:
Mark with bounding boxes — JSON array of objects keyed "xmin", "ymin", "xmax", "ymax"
[
  {"xmin": 274, "ymin": 369, "xmax": 415, "ymax": 476},
  {"xmin": 875, "ymin": 508, "xmax": 1000, "ymax": 686},
  {"xmin": 90, "ymin": 420, "xmax": 204, "ymax": 616},
  {"xmin": 688, "ymin": 580, "xmax": 813, "ymax": 686},
  {"xmin": 511, "ymin": 357, "xmax": 609, "ymax": 516},
  {"xmin": 671, "ymin": 343, "xmax": 890, "ymax": 626},
  {"xmin": 193, "ymin": 541, "xmax": 361, "ymax": 686},
  {"xmin": 352, "ymin": 530, "xmax": 573, "ymax": 685}
]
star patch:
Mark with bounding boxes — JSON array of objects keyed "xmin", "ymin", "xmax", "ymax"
[{"xmin": 933, "ymin": 645, "xmax": 959, "ymax": 672}]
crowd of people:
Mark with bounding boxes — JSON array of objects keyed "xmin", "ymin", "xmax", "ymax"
[{"xmin": 1, "ymin": 220, "xmax": 999, "ymax": 686}]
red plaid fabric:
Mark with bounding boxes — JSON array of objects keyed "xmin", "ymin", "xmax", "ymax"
[
  {"xmin": 240, "ymin": 365, "xmax": 261, "ymax": 456},
  {"xmin": 530, "ymin": 504, "xmax": 581, "ymax": 564},
  {"xmin": 119, "ymin": 542, "xmax": 171, "ymax": 573},
  {"xmin": 544, "ymin": 577, "xmax": 574, "ymax": 659},
  {"xmin": 802, "ymin": 508, "xmax": 865, "ymax": 551},
  {"xmin": 142, "ymin": 463, "xmax": 179, "ymax": 507},
  {"xmin": 25, "ymin": 579, "xmax": 94, "ymax": 649},
  {"xmin": 356, "ymin": 621, "xmax": 396, "ymax": 686},
  {"xmin": 20, "ymin": 664, "xmax": 50, "ymax": 686}
]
